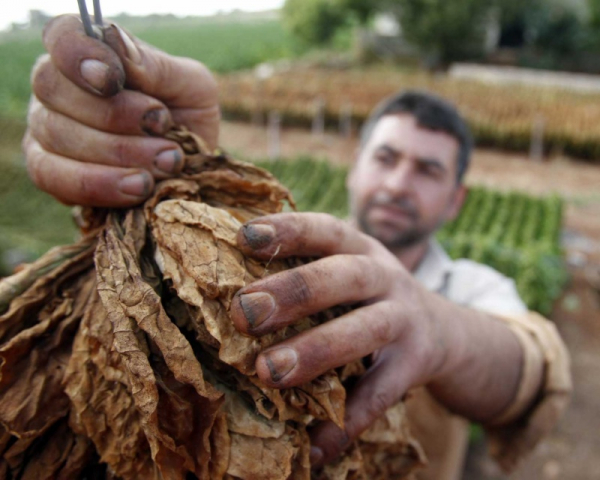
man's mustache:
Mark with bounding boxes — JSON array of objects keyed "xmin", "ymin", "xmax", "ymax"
[{"xmin": 366, "ymin": 194, "xmax": 419, "ymax": 221}]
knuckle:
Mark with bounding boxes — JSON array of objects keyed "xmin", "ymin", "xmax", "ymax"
[
  {"xmin": 23, "ymin": 139, "xmax": 52, "ymax": 198},
  {"xmin": 366, "ymin": 312, "xmax": 395, "ymax": 344},
  {"xmin": 189, "ymin": 59, "xmax": 219, "ymax": 100},
  {"xmin": 31, "ymin": 55, "xmax": 58, "ymax": 104},
  {"xmin": 349, "ymin": 255, "xmax": 374, "ymax": 292},
  {"xmin": 103, "ymin": 92, "xmax": 133, "ymax": 130},
  {"xmin": 77, "ymin": 171, "xmax": 99, "ymax": 206},
  {"xmin": 326, "ymin": 214, "xmax": 345, "ymax": 240},
  {"xmin": 112, "ymin": 138, "xmax": 128, "ymax": 167},
  {"xmin": 109, "ymin": 136, "xmax": 135, "ymax": 168},
  {"xmin": 363, "ymin": 232, "xmax": 382, "ymax": 253},
  {"xmin": 367, "ymin": 389, "xmax": 395, "ymax": 421},
  {"xmin": 278, "ymin": 212, "xmax": 310, "ymax": 247},
  {"xmin": 29, "ymin": 108, "xmax": 66, "ymax": 155},
  {"xmin": 24, "ymin": 138, "xmax": 42, "ymax": 188},
  {"xmin": 21, "ymin": 130, "xmax": 32, "ymax": 154},
  {"xmin": 296, "ymin": 212, "xmax": 340, "ymax": 252},
  {"xmin": 317, "ymin": 212, "xmax": 339, "ymax": 229},
  {"xmin": 102, "ymin": 97, "xmax": 122, "ymax": 130},
  {"xmin": 283, "ymin": 269, "xmax": 313, "ymax": 306},
  {"xmin": 26, "ymin": 97, "xmax": 44, "ymax": 130}
]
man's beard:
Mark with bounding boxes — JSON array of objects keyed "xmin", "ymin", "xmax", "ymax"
[{"xmin": 355, "ymin": 194, "xmax": 438, "ymax": 250}]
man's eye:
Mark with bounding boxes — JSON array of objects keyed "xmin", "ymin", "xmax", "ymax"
[
  {"xmin": 420, "ymin": 164, "xmax": 442, "ymax": 179},
  {"xmin": 375, "ymin": 155, "xmax": 394, "ymax": 166}
]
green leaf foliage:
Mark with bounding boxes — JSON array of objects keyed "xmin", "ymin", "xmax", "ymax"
[
  {"xmin": 385, "ymin": 0, "xmax": 490, "ymax": 67},
  {"xmin": 282, "ymin": 0, "xmax": 381, "ymax": 46},
  {"xmin": 282, "ymin": 0, "xmax": 347, "ymax": 45}
]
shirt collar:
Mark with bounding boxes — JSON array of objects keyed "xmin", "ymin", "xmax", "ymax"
[{"xmin": 413, "ymin": 238, "xmax": 454, "ymax": 293}]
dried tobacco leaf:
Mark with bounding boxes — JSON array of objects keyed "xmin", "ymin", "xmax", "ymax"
[{"xmin": 0, "ymin": 127, "xmax": 424, "ymax": 479}]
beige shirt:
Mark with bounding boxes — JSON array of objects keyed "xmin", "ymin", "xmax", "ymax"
[{"xmin": 405, "ymin": 240, "xmax": 571, "ymax": 480}]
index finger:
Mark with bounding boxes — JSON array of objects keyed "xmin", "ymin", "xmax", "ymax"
[{"xmin": 236, "ymin": 213, "xmax": 375, "ymax": 259}]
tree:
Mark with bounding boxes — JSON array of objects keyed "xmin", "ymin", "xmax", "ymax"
[
  {"xmin": 589, "ymin": 0, "xmax": 600, "ymax": 48},
  {"xmin": 386, "ymin": 0, "xmax": 491, "ymax": 68},
  {"xmin": 532, "ymin": 6, "xmax": 585, "ymax": 55},
  {"xmin": 337, "ymin": 0, "xmax": 382, "ymax": 24},
  {"xmin": 282, "ymin": 0, "xmax": 381, "ymax": 46},
  {"xmin": 495, "ymin": 0, "xmax": 543, "ymax": 47},
  {"xmin": 282, "ymin": 0, "xmax": 345, "ymax": 45},
  {"xmin": 593, "ymin": 0, "xmax": 600, "ymax": 26}
]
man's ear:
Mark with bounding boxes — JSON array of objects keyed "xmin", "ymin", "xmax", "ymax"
[{"xmin": 446, "ymin": 184, "xmax": 467, "ymax": 222}]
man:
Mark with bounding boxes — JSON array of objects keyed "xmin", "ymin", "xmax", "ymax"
[{"xmin": 24, "ymin": 15, "xmax": 571, "ymax": 479}]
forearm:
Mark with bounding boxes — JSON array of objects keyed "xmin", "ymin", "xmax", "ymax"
[{"xmin": 424, "ymin": 292, "xmax": 544, "ymax": 423}]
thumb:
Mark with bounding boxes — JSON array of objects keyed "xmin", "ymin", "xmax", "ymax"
[{"xmin": 309, "ymin": 357, "xmax": 410, "ymax": 468}]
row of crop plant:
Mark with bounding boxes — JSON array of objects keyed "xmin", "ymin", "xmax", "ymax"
[
  {"xmin": 221, "ymin": 66, "xmax": 600, "ymax": 162},
  {"xmin": 256, "ymin": 157, "xmax": 567, "ymax": 315},
  {"xmin": 438, "ymin": 188, "xmax": 565, "ymax": 315}
]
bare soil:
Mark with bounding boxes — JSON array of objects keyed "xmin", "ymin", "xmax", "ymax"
[{"xmin": 220, "ymin": 120, "xmax": 600, "ymax": 480}]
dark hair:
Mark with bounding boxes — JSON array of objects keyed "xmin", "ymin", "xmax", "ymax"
[{"xmin": 360, "ymin": 90, "xmax": 473, "ymax": 183}]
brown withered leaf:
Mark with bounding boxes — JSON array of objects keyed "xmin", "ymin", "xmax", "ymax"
[
  {"xmin": 18, "ymin": 421, "xmax": 95, "ymax": 480},
  {"xmin": 226, "ymin": 427, "xmax": 304, "ymax": 480},
  {"xmin": 358, "ymin": 403, "xmax": 427, "ymax": 479},
  {"xmin": 319, "ymin": 445, "xmax": 364, "ymax": 480},
  {"xmin": 0, "ymin": 237, "xmax": 96, "ymax": 340},
  {"xmin": 64, "ymin": 290, "xmax": 155, "ymax": 478},
  {"xmin": 95, "ymin": 209, "xmax": 223, "ymax": 479},
  {"xmin": 0, "ymin": 126, "xmax": 422, "ymax": 479},
  {"xmin": 1, "ymin": 418, "xmax": 95, "ymax": 480},
  {"xmin": 0, "ymin": 269, "xmax": 95, "ymax": 438}
]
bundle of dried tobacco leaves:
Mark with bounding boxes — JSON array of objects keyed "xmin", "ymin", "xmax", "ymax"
[{"xmin": 0, "ymin": 128, "xmax": 424, "ymax": 479}]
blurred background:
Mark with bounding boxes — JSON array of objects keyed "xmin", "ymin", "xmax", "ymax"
[{"xmin": 1, "ymin": 0, "xmax": 599, "ymax": 478}]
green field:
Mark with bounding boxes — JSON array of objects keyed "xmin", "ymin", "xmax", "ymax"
[
  {"xmin": 0, "ymin": 119, "xmax": 77, "ymax": 275},
  {"xmin": 0, "ymin": 35, "xmax": 45, "ymax": 118},
  {"xmin": 132, "ymin": 19, "xmax": 303, "ymax": 74}
]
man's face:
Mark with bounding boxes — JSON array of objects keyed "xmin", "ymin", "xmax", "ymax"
[{"xmin": 348, "ymin": 114, "xmax": 466, "ymax": 250}]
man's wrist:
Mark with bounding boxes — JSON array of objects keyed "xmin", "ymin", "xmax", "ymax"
[{"xmin": 422, "ymin": 298, "xmax": 525, "ymax": 423}]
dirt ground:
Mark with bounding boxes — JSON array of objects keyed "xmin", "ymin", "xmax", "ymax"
[{"xmin": 221, "ymin": 120, "xmax": 600, "ymax": 480}]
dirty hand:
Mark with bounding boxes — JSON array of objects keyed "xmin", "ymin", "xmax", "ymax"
[
  {"xmin": 24, "ymin": 15, "xmax": 219, "ymax": 207},
  {"xmin": 230, "ymin": 212, "xmax": 450, "ymax": 466},
  {"xmin": 230, "ymin": 212, "xmax": 525, "ymax": 467}
]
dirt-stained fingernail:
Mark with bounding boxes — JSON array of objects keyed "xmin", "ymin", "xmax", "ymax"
[
  {"xmin": 117, "ymin": 25, "xmax": 142, "ymax": 64},
  {"xmin": 310, "ymin": 446, "xmax": 324, "ymax": 467},
  {"xmin": 154, "ymin": 149, "xmax": 183, "ymax": 175},
  {"xmin": 264, "ymin": 347, "xmax": 298, "ymax": 383},
  {"xmin": 239, "ymin": 292, "xmax": 276, "ymax": 328},
  {"xmin": 118, "ymin": 172, "xmax": 151, "ymax": 198},
  {"xmin": 80, "ymin": 59, "xmax": 109, "ymax": 93},
  {"xmin": 141, "ymin": 108, "xmax": 171, "ymax": 136},
  {"xmin": 242, "ymin": 223, "xmax": 275, "ymax": 250}
]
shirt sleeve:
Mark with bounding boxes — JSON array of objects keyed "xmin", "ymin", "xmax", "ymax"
[{"xmin": 482, "ymin": 312, "xmax": 572, "ymax": 473}]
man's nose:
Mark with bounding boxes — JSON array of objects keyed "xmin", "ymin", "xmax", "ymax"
[{"xmin": 382, "ymin": 162, "xmax": 414, "ymax": 196}]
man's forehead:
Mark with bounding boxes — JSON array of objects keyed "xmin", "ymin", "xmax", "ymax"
[{"xmin": 366, "ymin": 114, "xmax": 459, "ymax": 164}]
